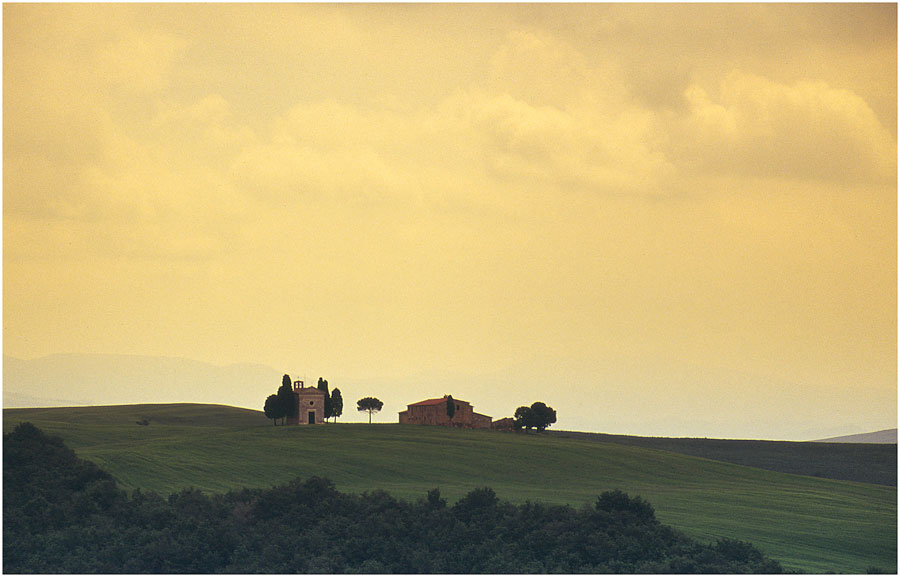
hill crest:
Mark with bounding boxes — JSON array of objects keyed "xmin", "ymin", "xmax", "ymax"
[
  {"xmin": 814, "ymin": 428, "xmax": 897, "ymax": 444},
  {"xmin": 3, "ymin": 354, "xmax": 280, "ymax": 410}
]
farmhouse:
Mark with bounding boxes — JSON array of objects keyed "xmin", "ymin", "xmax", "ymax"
[
  {"xmin": 399, "ymin": 396, "xmax": 492, "ymax": 429},
  {"xmin": 286, "ymin": 380, "xmax": 325, "ymax": 425},
  {"xmin": 491, "ymin": 417, "xmax": 515, "ymax": 431}
]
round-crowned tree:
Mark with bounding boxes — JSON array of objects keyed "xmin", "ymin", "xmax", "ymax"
[
  {"xmin": 357, "ymin": 397, "xmax": 384, "ymax": 423},
  {"xmin": 530, "ymin": 402, "xmax": 557, "ymax": 431},
  {"xmin": 514, "ymin": 402, "xmax": 556, "ymax": 432},
  {"xmin": 514, "ymin": 405, "xmax": 534, "ymax": 431},
  {"xmin": 263, "ymin": 394, "xmax": 282, "ymax": 425}
]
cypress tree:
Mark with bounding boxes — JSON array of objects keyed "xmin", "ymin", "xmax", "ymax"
[
  {"xmin": 446, "ymin": 395, "xmax": 456, "ymax": 423},
  {"xmin": 318, "ymin": 378, "xmax": 332, "ymax": 421},
  {"xmin": 330, "ymin": 388, "xmax": 344, "ymax": 422},
  {"xmin": 277, "ymin": 375, "xmax": 295, "ymax": 425}
]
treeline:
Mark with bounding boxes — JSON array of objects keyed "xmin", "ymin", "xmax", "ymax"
[{"xmin": 5, "ymin": 423, "xmax": 784, "ymax": 574}]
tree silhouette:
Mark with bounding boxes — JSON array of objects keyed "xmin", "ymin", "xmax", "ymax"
[
  {"xmin": 514, "ymin": 402, "xmax": 556, "ymax": 432},
  {"xmin": 277, "ymin": 375, "xmax": 295, "ymax": 425},
  {"xmin": 426, "ymin": 487, "xmax": 447, "ymax": 509},
  {"xmin": 318, "ymin": 377, "xmax": 332, "ymax": 421},
  {"xmin": 530, "ymin": 402, "xmax": 556, "ymax": 431},
  {"xmin": 357, "ymin": 397, "xmax": 384, "ymax": 423},
  {"xmin": 513, "ymin": 405, "xmax": 533, "ymax": 431},
  {"xmin": 446, "ymin": 395, "xmax": 456, "ymax": 423},
  {"xmin": 331, "ymin": 388, "xmax": 344, "ymax": 422},
  {"xmin": 263, "ymin": 394, "xmax": 282, "ymax": 425}
]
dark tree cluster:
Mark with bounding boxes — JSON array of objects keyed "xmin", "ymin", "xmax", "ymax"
[
  {"xmin": 4, "ymin": 423, "xmax": 785, "ymax": 574},
  {"xmin": 263, "ymin": 374, "xmax": 296, "ymax": 425},
  {"xmin": 514, "ymin": 401, "xmax": 557, "ymax": 432},
  {"xmin": 317, "ymin": 378, "xmax": 344, "ymax": 423}
]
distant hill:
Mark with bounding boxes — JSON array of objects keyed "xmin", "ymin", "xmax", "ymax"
[
  {"xmin": 3, "ymin": 403, "xmax": 896, "ymax": 574},
  {"xmin": 814, "ymin": 428, "xmax": 897, "ymax": 444},
  {"xmin": 3, "ymin": 354, "xmax": 281, "ymax": 410},
  {"xmin": 549, "ymin": 430, "xmax": 897, "ymax": 487}
]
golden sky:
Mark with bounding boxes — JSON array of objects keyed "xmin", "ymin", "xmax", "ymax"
[{"xmin": 4, "ymin": 4, "xmax": 896, "ymax": 438}]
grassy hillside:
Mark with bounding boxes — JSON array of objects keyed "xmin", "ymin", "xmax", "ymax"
[
  {"xmin": 4, "ymin": 404, "xmax": 896, "ymax": 574},
  {"xmin": 550, "ymin": 430, "xmax": 898, "ymax": 486}
]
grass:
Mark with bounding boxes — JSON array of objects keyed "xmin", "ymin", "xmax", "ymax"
[
  {"xmin": 4, "ymin": 403, "xmax": 896, "ymax": 574},
  {"xmin": 550, "ymin": 430, "xmax": 897, "ymax": 486}
]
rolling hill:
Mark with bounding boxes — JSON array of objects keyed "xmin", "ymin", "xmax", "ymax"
[
  {"xmin": 3, "ymin": 403, "xmax": 896, "ymax": 574},
  {"xmin": 2, "ymin": 354, "xmax": 281, "ymax": 409},
  {"xmin": 549, "ymin": 430, "xmax": 897, "ymax": 486},
  {"xmin": 816, "ymin": 428, "xmax": 898, "ymax": 444}
]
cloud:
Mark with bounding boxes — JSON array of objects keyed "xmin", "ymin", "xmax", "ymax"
[
  {"xmin": 439, "ymin": 89, "xmax": 671, "ymax": 196},
  {"xmin": 672, "ymin": 71, "xmax": 897, "ymax": 184},
  {"xmin": 487, "ymin": 29, "xmax": 623, "ymax": 109},
  {"xmin": 5, "ymin": 87, "xmax": 253, "ymax": 262},
  {"xmin": 98, "ymin": 30, "xmax": 187, "ymax": 94},
  {"xmin": 4, "ymin": 6, "xmax": 194, "ymax": 231},
  {"xmin": 231, "ymin": 100, "xmax": 418, "ymax": 208},
  {"xmin": 423, "ymin": 29, "xmax": 675, "ymax": 197}
]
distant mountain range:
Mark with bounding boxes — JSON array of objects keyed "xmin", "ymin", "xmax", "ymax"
[
  {"xmin": 3, "ymin": 354, "xmax": 281, "ymax": 411},
  {"xmin": 814, "ymin": 429, "xmax": 897, "ymax": 444}
]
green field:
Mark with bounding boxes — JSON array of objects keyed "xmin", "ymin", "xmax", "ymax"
[
  {"xmin": 550, "ymin": 430, "xmax": 898, "ymax": 486},
  {"xmin": 4, "ymin": 403, "xmax": 896, "ymax": 574}
]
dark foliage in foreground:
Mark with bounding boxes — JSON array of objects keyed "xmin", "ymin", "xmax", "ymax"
[{"xmin": 4, "ymin": 423, "xmax": 784, "ymax": 574}]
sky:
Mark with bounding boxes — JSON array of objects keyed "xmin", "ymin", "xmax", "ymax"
[{"xmin": 3, "ymin": 3, "xmax": 897, "ymax": 439}]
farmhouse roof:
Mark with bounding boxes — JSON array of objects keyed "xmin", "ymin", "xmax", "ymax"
[{"xmin": 407, "ymin": 396, "xmax": 469, "ymax": 407}]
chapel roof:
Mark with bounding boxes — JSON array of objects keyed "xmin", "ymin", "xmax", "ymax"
[{"xmin": 296, "ymin": 386, "xmax": 325, "ymax": 395}]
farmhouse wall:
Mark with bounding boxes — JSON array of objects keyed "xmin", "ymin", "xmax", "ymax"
[
  {"xmin": 399, "ymin": 396, "xmax": 492, "ymax": 429},
  {"xmin": 472, "ymin": 412, "xmax": 492, "ymax": 429},
  {"xmin": 492, "ymin": 417, "xmax": 514, "ymax": 431}
]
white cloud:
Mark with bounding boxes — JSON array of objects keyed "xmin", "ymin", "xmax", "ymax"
[{"xmin": 672, "ymin": 71, "xmax": 897, "ymax": 184}]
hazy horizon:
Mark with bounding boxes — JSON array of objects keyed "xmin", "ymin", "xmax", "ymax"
[
  {"xmin": 3, "ymin": 351, "xmax": 894, "ymax": 442},
  {"xmin": 4, "ymin": 4, "xmax": 896, "ymax": 440}
]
